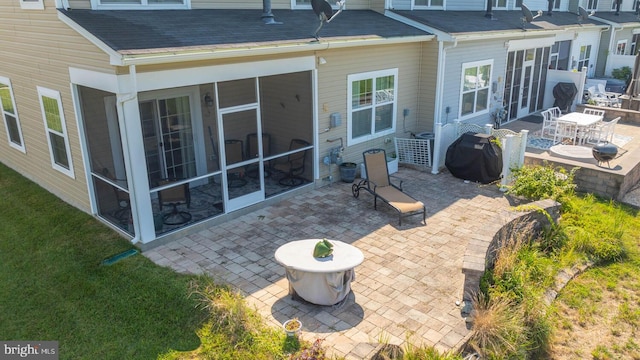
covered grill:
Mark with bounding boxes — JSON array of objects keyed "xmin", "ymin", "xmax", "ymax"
[
  {"xmin": 445, "ymin": 132, "xmax": 503, "ymax": 184},
  {"xmin": 553, "ymin": 82, "xmax": 578, "ymax": 113},
  {"xmin": 592, "ymin": 142, "xmax": 618, "ymax": 167}
]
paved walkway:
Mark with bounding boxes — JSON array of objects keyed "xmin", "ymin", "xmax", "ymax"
[{"xmin": 143, "ymin": 168, "xmax": 529, "ymax": 358}]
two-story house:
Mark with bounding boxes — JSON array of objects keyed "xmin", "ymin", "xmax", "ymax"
[
  {"xmin": 389, "ymin": 1, "xmax": 610, "ymax": 127},
  {"xmin": 0, "ymin": 0, "xmax": 437, "ymax": 246},
  {"xmin": 592, "ymin": 1, "xmax": 640, "ymax": 78},
  {"xmin": 2, "ymin": 0, "xmax": 628, "ymax": 247}
]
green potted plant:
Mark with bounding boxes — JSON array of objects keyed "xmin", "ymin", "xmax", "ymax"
[{"xmin": 283, "ymin": 318, "xmax": 302, "ymax": 337}]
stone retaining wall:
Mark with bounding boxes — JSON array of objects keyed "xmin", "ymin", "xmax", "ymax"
[{"xmin": 523, "ymin": 156, "xmax": 640, "ymax": 201}]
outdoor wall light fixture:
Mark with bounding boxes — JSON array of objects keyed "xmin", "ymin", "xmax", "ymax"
[
  {"xmin": 318, "ymin": 57, "xmax": 327, "ymax": 65},
  {"xmin": 204, "ymin": 93, "xmax": 214, "ymax": 107}
]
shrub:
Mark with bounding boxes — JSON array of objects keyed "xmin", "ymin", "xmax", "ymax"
[
  {"xmin": 468, "ymin": 292, "xmax": 528, "ymax": 359},
  {"xmin": 178, "ymin": 277, "xmax": 292, "ymax": 359},
  {"xmin": 611, "ymin": 66, "xmax": 631, "ymax": 81},
  {"xmin": 507, "ymin": 163, "xmax": 577, "ymax": 202}
]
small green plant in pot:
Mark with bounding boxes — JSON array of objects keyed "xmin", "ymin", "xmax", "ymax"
[{"xmin": 283, "ymin": 318, "xmax": 302, "ymax": 337}]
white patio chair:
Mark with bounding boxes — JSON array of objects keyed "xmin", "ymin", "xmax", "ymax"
[
  {"xmin": 548, "ymin": 106, "xmax": 562, "ymax": 119},
  {"xmin": 587, "ymin": 117, "xmax": 620, "ymax": 144},
  {"xmin": 540, "ymin": 109, "xmax": 557, "ymax": 140},
  {"xmin": 597, "ymin": 84, "xmax": 621, "ymax": 107},
  {"xmin": 586, "ymin": 86, "xmax": 613, "ymax": 107},
  {"xmin": 554, "ymin": 120, "xmax": 578, "ymax": 145}
]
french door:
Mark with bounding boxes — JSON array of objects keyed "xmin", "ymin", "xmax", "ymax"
[
  {"xmin": 517, "ymin": 50, "xmax": 535, "ymax": 119},
  {"xmin": 503, "ymin": 47, "xmax": 550, "ymax": 123},
  {"xmin": 140, "ymin": 95, "xmax": 196, "ymax": 186}
]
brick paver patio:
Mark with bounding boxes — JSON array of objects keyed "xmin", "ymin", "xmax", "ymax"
[{"xmin": 143, "ymin": 168, "xmax": 531, "ymax": 358}]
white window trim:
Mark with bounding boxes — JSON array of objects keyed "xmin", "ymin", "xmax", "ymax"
[
  {"xmin": 412, "ymin": 0, "xmax": 445, "ymax": 10},
  {"xmin": 0, "ymin": 77, "xmax": 26, "ymax": 153},
  {"xmin": 37, "ymin": 86, "xmax": 75, "ymax": 178},
  {"xmin": 459, "ymin": 59, "xmax": 493, "ymax": 120},
  {"xmin": 492, "ymin": 0, "xmax": 508, "ymax": 10},
  {"xmin": 616, "ymin": 40, "xmax": 627, "ymax": 55},
  {"xmin": 19, "ymin": 0, "xmax": 44, "ymax": 10},
  {"xmin": 90, "ymin": 0, "xmax": 190, "ymax": 10},
  {"xmin": 347, "ymin": 68, "xmax": 398, "ymax": 146},
  {"xmin": 291, "ymin": 0, "xmax": 342, "ymax": 10}
]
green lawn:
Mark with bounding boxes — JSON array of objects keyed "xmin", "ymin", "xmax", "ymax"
[{"xmin": 0, "ymin": 163, "xmax": 204, "ymax": 359}]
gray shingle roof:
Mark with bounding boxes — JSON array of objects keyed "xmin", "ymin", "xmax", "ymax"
[
  {"xmin": 391, "ymin": 9, "xmax": 607, "ymax": 35},
  {"xmin": 593, "ymin": 11, "xmax": 640, "ymax": 26},
  {"xmin": 59, "ymin": 9, "xmax": 431, "ymax": 54}
]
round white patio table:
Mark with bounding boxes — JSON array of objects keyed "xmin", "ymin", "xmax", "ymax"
[{"xmin": 274, "ymin": 239, "xmax": 364, "ymax": 306}]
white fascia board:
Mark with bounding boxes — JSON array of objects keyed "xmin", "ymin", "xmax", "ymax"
[
  {"xmin": 69, "ymin": 67, "xmax": 119, "ymax": 92},
  {"xmin": 506, "ymin": 36, "xmax": 556, "ymax": 51},
  {"xmin": 57, "ymin": 11, "xmax": 123, "ymax": 65},
  {"xmin": 132, "ymin": 56, "xmax": 316, "ymax": 92},
  {"xmin": 119, "ymin": 35, "xmax": 434, "ymax": 66},
  {"xmin": 453, "ymin": 29, "xmax": 573, "ymax": 42}
]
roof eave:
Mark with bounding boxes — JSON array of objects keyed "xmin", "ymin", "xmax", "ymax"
[
  {"xmin": 58, "ymin": 10, "xmax": 123, "ymax": 65},
  {"xmin": 386, "ymin": 9, "xmax": 608, "ymax": 43},
  {"xmin": 117, "ymin": 35, "xmax": 434, "ymax": 66},
  {"xmin": 58, "ymin": 10, "xmax": 433, "ymax": 67}
]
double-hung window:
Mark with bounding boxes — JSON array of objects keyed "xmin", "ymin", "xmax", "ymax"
[
  {"xmin": 460, "ymin": 60, "xmax": 492, "ymax": 118},
  {"xmin": 586, "ymin": 0, "xmax": 598, "ymax": 11},
  {"xmin": 0, "ymin": 77, "xmax": 25, "ymax": 152},
  {"xmin": 347, "ymin": 69, "xmax": 397, "ymax": 145},
  {"xmin": 413, "ymin": 0, "xmax": 444, "ymax": 8},
  {"xmin": 616, "ymin": 40, "xmax": 627, "ymax": 55},
  {"xmin": 292, "ymin": 0, "xmax": 341, "ymax": 10},
  {"xmin": 37, "ymin": 87, "xmax": 74, "ymax": 178},
  {"xmin": 577, "ymin": 45, "xmax": 591, "ymax": 71},
  {"xmin": 293, "ymin": 0, "xmax": 311, "ymax": 7},
  {"xmin": 492, "ymin": 0, "xmax": 507, "ymax": 9}
]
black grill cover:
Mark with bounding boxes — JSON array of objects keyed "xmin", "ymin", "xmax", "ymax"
[
  {"xmin": 445, "ymin": 132, "xmax": 503, "ymax": 184},
  {"xmin": 553, "ymin": 82, "xmax": 578, "ymax": 113}
]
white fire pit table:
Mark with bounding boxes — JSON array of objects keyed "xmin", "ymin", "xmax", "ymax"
[{"xmin": 274, "ymin": 239, "xmax": 364, "ymax": 306}]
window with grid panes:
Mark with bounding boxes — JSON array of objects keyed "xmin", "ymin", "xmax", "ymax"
[
  {"xmin": 0, "ymin": 78, "xmax": 25, "ymax": 152},
  {"xmin": 460, "ymin": 61, "xmax": 492, "ymax": 118},
  {"xmin": 37, "ymin": 87, "xmax": 74, "ymax": 177},
  {"xmin": 347, "ymin": 69, "xmax": 397, "ymax": 145}
]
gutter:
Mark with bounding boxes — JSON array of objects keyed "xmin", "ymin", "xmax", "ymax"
[
  {"xmin": 58, "ymin": 9, "xmax": 433, "ymax": 67},
  {"xmin": 117, "ymin": 35, "xmax": 434, "ymax": 66},
  {"xmin": 431, "ymin": 38, "xmax": 457, "ymax": 175}
]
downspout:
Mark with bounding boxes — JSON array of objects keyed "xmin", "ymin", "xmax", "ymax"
[
  {"xmin": 607, "ymin": 24, "xmax": 624, "ymax": 76},
  {"xmin": 117, "ymin": 65, "xmax": 141, "ymax": 244},
  {"xmin": 432, "ymin": 37, "xmax": 457, "ymax": 175}
]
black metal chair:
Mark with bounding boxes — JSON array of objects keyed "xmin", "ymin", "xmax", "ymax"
[
  {"xmin": 225, "ymin": 139, "xmax": 247, "ymax": 188},
  {"xmin": 158, "ymin": 179, "xmax": 191, "ymax": 225},
  {"xmin": 274, "ymin": 139, "xmax": 310, "ymax": 186},
  {"xmin": 246, "ymin": 133, "xmax": 271, "ymax": 178}
]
